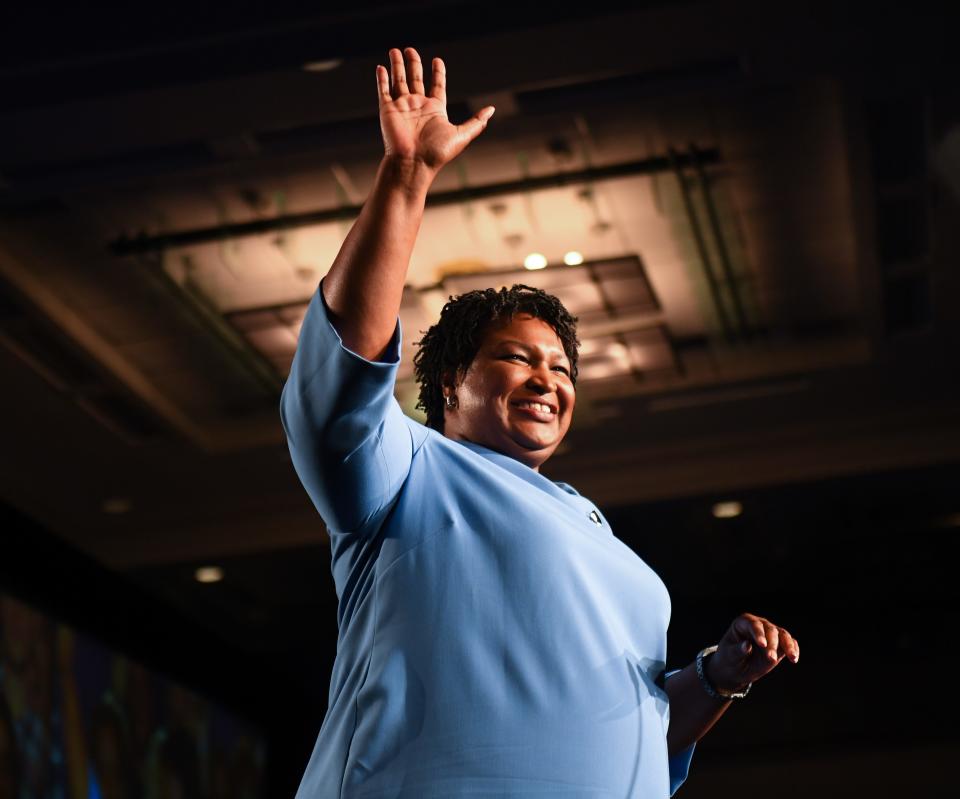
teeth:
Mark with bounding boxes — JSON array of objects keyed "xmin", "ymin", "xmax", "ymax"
[{"xmin": 517, "ymin": 401, "xmax": 554, "ymax": 414}]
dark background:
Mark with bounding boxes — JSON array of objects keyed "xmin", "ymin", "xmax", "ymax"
[{"xmin": 2, "ymin": 2, "xmax": 958, "ymax": 796}]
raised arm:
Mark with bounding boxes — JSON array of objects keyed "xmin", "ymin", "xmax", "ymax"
[
  {"xmin": 281, "ymin": 49, "xmax": 493, "ymax": 534},
  {"xmin": 323, "ymin": 47, "xmax": 495, "ymax": 360}
]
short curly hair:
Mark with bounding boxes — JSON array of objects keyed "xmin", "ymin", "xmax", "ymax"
[{"xmin": 413, "ymin": 284, "xmax": 579, "ymax": 432}]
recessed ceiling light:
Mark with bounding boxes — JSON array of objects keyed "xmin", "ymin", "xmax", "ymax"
[
  {"xmin": 194, "ymin": 566, "xmax": 224, "ymax": 584},
  {"xmin": 301, "ymin": 59, "xmax": 343, "ymax": 73},
  {"xmin": 712, "ymin": 500, "xmax": 742, "ymax": 519},
  {"xmin": 102, "ymin": 498, "xmax": 132, "ymax": 515},
  {"xmin": 524, "ymin": 252, "xmax": 548, "ymax": 270},
  {"xmin": 563, "ymin": 250, "xmax": 584, "ymax": 266}
]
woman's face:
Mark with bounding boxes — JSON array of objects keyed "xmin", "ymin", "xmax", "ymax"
[{"xmin": 443, "ymin": 313, "xmax": 575, "ymax": 471}]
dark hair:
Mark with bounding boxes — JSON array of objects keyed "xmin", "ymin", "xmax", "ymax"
[{"xmin": 413, "ymin": 284, "xmax": 579, "ymax": 432}]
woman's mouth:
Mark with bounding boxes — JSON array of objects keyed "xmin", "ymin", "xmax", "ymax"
[{"xmin": 511, "ymin": 400, "xmax": 557, "ymax": 421}]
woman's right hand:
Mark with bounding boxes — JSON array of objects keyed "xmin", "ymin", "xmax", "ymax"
[{"xmin": 377, "ymin": 47, "xmax": 495, "ymax": 174}]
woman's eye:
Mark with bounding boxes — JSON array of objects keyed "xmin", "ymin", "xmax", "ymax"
[
  {"xmin": 552, "ymin": 365, "xmax": 570, "ymax": 375},
  {"xmin": 504, "ymin": 353, "xmax": 528, "ymax": 363}
]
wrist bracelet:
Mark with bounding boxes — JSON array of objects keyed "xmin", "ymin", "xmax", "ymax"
[{"xmin": 695, "ymin": 645, "xmax": 752, "ymax": 700}]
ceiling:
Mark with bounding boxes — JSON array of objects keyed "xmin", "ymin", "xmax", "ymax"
[{"xmin": 1, "ymin": 1, "xmax": 958, "ymax": 788}]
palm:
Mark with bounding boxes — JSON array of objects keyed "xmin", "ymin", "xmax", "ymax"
[
  {"xmin": 381, "ymin": 96, "xmax": 458, "ymax": 168},
  {"xmin": 377, "ymin": 48, "xmax": 493, "ymax": 172}
]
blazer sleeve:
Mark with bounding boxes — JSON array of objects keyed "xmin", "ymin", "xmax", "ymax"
[
  {"xmin": 668, "ymin": 744, "xmax": 695, "ymax": 796},
  {"xmin": 280, "ymin": 283, "xmax": 415, "ymax": 535}
]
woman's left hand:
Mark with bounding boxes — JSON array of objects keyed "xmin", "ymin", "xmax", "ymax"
[{"xmin": 706, "ymin": 612, "xmax": 799, "ymax": 693}]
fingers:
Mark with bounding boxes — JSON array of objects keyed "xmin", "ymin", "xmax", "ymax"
[
  {"xmin": 430, "ymin": 57, "xmax": 447, "ymax": 104},
  {"xmin": 389, "ymin": 48, "xmax": 408, "ymax": 97},
  {"xmin": 387, "ymin": 47, "xmax": 427, "ymax": 98},
  {"xmin": 779, "ymin": 628, "xmax": 800, "ymax": 663},
  {"xmin": 763, "ymin": 621, "xmax": 780, "ymax": 662},
  {"xmin": 733, "ymin": 613, "xmax": 800, "ymax": 665},
  {"xmin": 733, "ymin": 614, "xmax": 768, "ymax": 648},
  {"xmin": 405, "ymin": 47, "xmax": 425, "ymax": 95},
  {"xmin": 455, "ymin": 106, "xmax": 496, "ymax": 147},
  {"xmin": 376, "ymin": 65, "xmax": 391, "ymax": 107},
  {"xmin": 384, "ymin": 48, "xmax": 445, "ymax": 104}
]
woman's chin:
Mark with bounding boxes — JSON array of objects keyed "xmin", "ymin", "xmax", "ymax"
[{"xmin": 507, "ymin": 427, "xmax": 560, "ymax": 455}]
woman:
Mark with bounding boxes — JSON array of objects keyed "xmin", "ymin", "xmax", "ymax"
[{"xmin": 281, "ymin": 47, "xmax": 799, "ymax": 798}]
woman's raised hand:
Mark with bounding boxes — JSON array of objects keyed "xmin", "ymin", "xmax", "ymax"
[
  {"xmin": 377, "ymin": 47, "xmax": 495, "ymax": 173},
  {"xmin": 707, "ymin": 612, "xmax": 800, "ymax": 693}
]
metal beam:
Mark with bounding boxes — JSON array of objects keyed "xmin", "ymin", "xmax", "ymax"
[
  {"xmin": 669, "ymin": 147, "xmax": 734, "ymax": 342},
  {"xmin": 691, "ymin": 143, "xmax": 752, "ymax": 338},
  {"xmin": 110, "ymin": 149, "xmax": 721, "ymax": 255}
]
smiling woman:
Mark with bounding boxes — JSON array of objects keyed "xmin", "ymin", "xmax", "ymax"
[
  {"xmin": 280, "ymin": 46, "xmax": 799, "ymax": 799},
  {"xmin": 412, "ymin": 286, "xmax": 579, "ymax": 469}
]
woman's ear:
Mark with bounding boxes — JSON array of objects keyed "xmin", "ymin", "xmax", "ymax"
[
  {"xmin": 442, "ymin": 370, "xmax": 459, "ymax": 410},
  {"xmin": 441, "ymin": 369, "xmax": 458, "ymax": 394}
]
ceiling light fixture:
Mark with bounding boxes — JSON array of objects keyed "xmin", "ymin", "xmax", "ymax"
[
  {"xmin": 301, "ymin": 59, "xmax": 343, "ymax": 73},
  {"xmin": 935, "ymin": 512, "xmax": 960, "ymax": 528},
  {"xmin": 712, "ymin": 500, "xmax": 743, "ymax": 519},
  {"xmin": 524, "ymin": 253, "xmax": 548, "ymax": 270},
  {"xmin": 194, "ymin": 566, "xmax": 224, "ymax": 584},
  {"xmin": 102, "ymin": 498, "xmax": 133, "ymax": 515},
  {"xmin": 564, "ymin": 250, "xmax": 584, "ymax": 266}
]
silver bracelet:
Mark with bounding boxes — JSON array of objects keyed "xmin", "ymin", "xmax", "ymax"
[{"xmin": 696, "ymin": 645, "xmax": 752, "ymax": 700}]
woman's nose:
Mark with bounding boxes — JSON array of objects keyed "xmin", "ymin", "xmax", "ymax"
[{"xmin": 526, "ymin": 365, "xmax": 556, "ymax": 392}]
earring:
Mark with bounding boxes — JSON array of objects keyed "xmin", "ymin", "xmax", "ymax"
[{"xmin": 445, "ymin": 394, "xmax": 458, "ymax": 409}]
